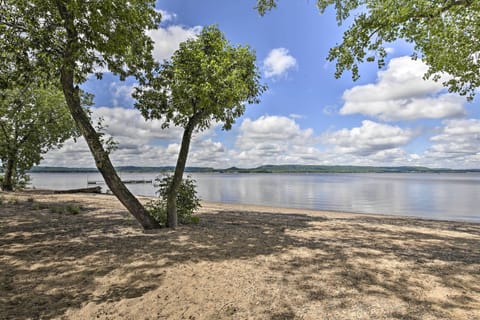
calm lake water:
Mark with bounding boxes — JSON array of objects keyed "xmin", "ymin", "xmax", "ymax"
[{"xmin": 29, "ymin": 172, "xmax": 480, "ymax": 223}]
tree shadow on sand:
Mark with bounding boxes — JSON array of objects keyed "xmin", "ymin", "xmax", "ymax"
[{"xmin": 1, "ymin": 194, "xmax": 479, "ymax": 319}]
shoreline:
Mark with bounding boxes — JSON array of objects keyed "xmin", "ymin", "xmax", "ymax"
[
  {"xmin": 24, "ymin": 188, "xmax": 480, "ymax": 225},
  {"xmin": 199, "ymin": 200, "xmax": 480, "ymax": 226},
  {"xmin": 1, "ymin": 191, "xmax": 479, "ymax": 319}
]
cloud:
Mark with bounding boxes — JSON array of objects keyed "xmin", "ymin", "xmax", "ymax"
[
  {"xmin": 426, "ymin": 119, "xmax": 480, "ymax": 160},
  {"xmin": 231, "ymin": 116, "xmax": 321, "ymax": 166},
  {"xmin": 323, "ymin": 120, "xmax": 416, "ymax": 156},
  {"xmin": 42, "ymin": 107, "xmax": 183, "ymax": 167},
  {"xmin": 263, "ymin": 48, "xmax": 297, "ymax": 78},
  {"xmin": 157, "ymin": 10, "xmax": 177, "ymax": 23},
  {"xmin": 92, "ymin": 107, "xmax": 183, "ymax": 143},
  {"xmin": 41, "ymin": 107, "xmax": 230, "ymax": 168},
  {"xmin": 238, "ymin": 115, "xmax": 313, "ymax": 142},
  {"xmin": 340, "ymin": 56, "xmax": 466, "ymax": 121},
  {"xmin": 288, "ymin": 113, "xmax": 304, "ymax": 119},
  {"xmin": 148, "ymin": 25, "xmax": 202, "ymax": 61},
  {"xmin": 322, "ymin": 105, "xmax": 339, "ymax": 115},
  {"xmin": 42, "ymin": 113, "xmax": 421, "ymax": 169},
  {"xmin": 109, "ymin": 82, "xmax": 135, "ymax": 108}
]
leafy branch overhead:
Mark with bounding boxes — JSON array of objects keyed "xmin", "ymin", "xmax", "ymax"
[{"xmin": 256, "ymin": 0, "xmax": 480, "ymax": 100}]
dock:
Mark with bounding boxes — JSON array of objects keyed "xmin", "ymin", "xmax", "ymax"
[{"xmin": 87, "ymin": 179, "xmax": 153, "ymax": 185}]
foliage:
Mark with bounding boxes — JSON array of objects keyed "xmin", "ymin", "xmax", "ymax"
[
  {"xmin": 8, "ymin": 173, "xmax": 30, "ymax": 190},
  {"xmin": 256, "ymin": 0, "xmax": 480, "ymax": 100},
  {"xmin": 0, "ymin": 84, "xmax": 79, "ymax": 190},
  {"xmin": 0, "ymin": 0, "xmax": 161, "ymax": 83},
  {"xmin": 135, "ymin": 25, "xmax": 266, "ymax": 131},
  {"xmin": 146, "ymin": 175, "xmax": 201, "ymax": 226},
  {"xmin": 1, "ymin": 0, "xmax": 163, "ymax": 228},
  {"xmin": 135, "ymin": 25, "xmax": 264, "ymax": 227}
]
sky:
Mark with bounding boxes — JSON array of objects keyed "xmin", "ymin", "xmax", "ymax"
[{"xmin": 42, "ymin": 0, "xmax": 480, "ymax": 169}]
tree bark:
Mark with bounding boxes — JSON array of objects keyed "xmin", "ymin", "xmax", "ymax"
[
  {"xmin": 166, "ymin": 114, "xmax": 199, "ymax": 228},
  {"xmin": 1, "ymin": 155, "xmax": 15, "ymax": 191},
  {"xmin": 56, "ymin": 2, "xmax": 159, "ymax": 229}
]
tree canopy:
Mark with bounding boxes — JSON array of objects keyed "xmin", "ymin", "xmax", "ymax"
[
  {"xmin": 135, "ymin": 25, "xmax": 265, "ymax": 131},
  {"xmin": 0, "ymin": 0, "xmax": 162, "ymax": 228},
  {"xmin": 256, "ymin": 0, "xmax": 480, "ymax": 100},
  {"xmin": 135, "ymin": 25, "xmax": 265, "ymax": 227},
  {"xmin": 0, "ymin": 84, "xmax": 79, "ymax": 190},
  {"xmin": 0, "ymin": 0, "xmax": 160, "ymax": 83}
]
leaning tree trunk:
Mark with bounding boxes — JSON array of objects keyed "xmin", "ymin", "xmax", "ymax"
[
  {"xmin": 1, "ymin": 155, "xmax": 15, "ymax": 191},
  {"xmin": 57, "ymin": 4, "xmax": 159, "ymax": 229},
  {"xmin": 166, "ymin": 115, "xmax": 199, "ymax": 228}
]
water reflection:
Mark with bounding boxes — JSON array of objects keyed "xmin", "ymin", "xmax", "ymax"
[{"xmin": 29, "ymin": 172, "xmax": 480, "ymax": 222}]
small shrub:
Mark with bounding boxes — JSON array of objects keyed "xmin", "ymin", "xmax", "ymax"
[
  {"xmin": 146, "ymin": 175, "xmax": 201, "ymax": 226},
  {"xmin": 190, "ymin": 215, "xmax": 200, "ymax": 224},
  {"xmin": 0, "ymin": 196, "xmax": 4, "ymax": 205},
  {"xmin": 145, "ymin": 199, "xmax": 167, "ymax": 226},
  {"xmin": 27, "ymin": 197, "xmax": 34, "ymax": 203}
]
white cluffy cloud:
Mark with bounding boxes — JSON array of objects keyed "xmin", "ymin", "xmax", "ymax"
[
  {"xmin": 148, "ymin": 25, "xmax": 202, "ymax": 61},
  {"xmin": 232, "ymin": 115, "xmax": 320, "ymax": 166},
  {"xmin": 157, "ymin": 9, "xmax": 177, "ymax": 23},
  {"xmin": 340, "ymin": 56, "xmax": 466, "ymax": 121},
  {"xmin": 426, "ymin": 119, "xmax": 480, "ymax": 162},
  {"xmin": 263, "ymin": 48, "xmax": 297, "ymax": 78},
  {"xmin": 323, "ymin": 120, "xmax": 416, "ymax": 156},
  {"xmin": 41, "ymin": 107, "xmax": 229, "ymax": 168}
]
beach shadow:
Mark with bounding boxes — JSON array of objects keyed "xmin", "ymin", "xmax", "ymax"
[{"xmin": 1, "ymin": 194, "xmax": 479, "ymax": 319}]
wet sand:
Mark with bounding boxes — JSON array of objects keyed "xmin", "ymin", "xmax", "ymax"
[{"xmin": 1, "ymin": 191, "xmax": 479, "ymax": 319}]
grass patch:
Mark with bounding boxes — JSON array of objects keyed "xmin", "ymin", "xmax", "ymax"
[
  {"xmin": 32, "ymin": 202, "xmax": 82, "ymax": 215},
  {"xmin": 32, "ymin": 203, "xmax": 49, "ymax": 210},
  {"xmin": 50, "ymin": 204, "xmax": 82, "ymax": 215}
]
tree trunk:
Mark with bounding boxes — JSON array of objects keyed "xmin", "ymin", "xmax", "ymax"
[
  {"xmin": 57, "ymin": 3, "xmax": 159, "ymax": 229},
  {"xmin": 1, "ymin": 156, "xmax": 15, "ymax": 191},
  {"xmin": 166, "ymin": 115, "xmax": 199, "ymax": 228}
]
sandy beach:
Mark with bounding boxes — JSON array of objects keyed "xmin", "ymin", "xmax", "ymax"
[{"xmin": 1, "ymin": 190, "xmax": 479, "ymax": 319}]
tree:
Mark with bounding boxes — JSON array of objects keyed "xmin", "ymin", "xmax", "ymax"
[
  {"xmin": 0, "ymin": 0, "xmax": 161, "ymax": 228},
  {"xmin": 256, "ymin": 0, "xmax": 480, "ymax": 100},
  {"xmin": 0, "ymin": 85, "xmax": 79, "ymax": 191},
  {"xmin": 135, "ymin": 25, "xmax": 265, "ymax": 228}
]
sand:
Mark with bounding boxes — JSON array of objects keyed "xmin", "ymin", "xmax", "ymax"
[{"xmin": 1, "ymin": 190, "xmax": 479, "ymax": 320}]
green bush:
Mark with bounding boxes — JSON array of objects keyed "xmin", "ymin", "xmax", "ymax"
[{"xmin": 146, "ymin": 175, "xmax": 201, "ymax": 226}]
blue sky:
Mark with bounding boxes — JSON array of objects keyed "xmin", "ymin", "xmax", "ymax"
[{"xmin": 44, "ymin": 0, "xmax": 480, "ymax": 169}]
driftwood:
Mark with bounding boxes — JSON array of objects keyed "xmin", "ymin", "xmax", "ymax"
[{"xmin": 53, "ymin": 186, "xmax": 102, "ymax": 194}]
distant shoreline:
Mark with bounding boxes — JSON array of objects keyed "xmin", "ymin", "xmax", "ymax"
[{"xmin": 25, "ymin": 164, "xmax": 480, "ymax": 174}]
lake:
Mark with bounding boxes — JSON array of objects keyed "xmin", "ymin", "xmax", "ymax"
[{"xmin": 28, "ymin": 172, "xmax": 480, "ymax": 223}]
